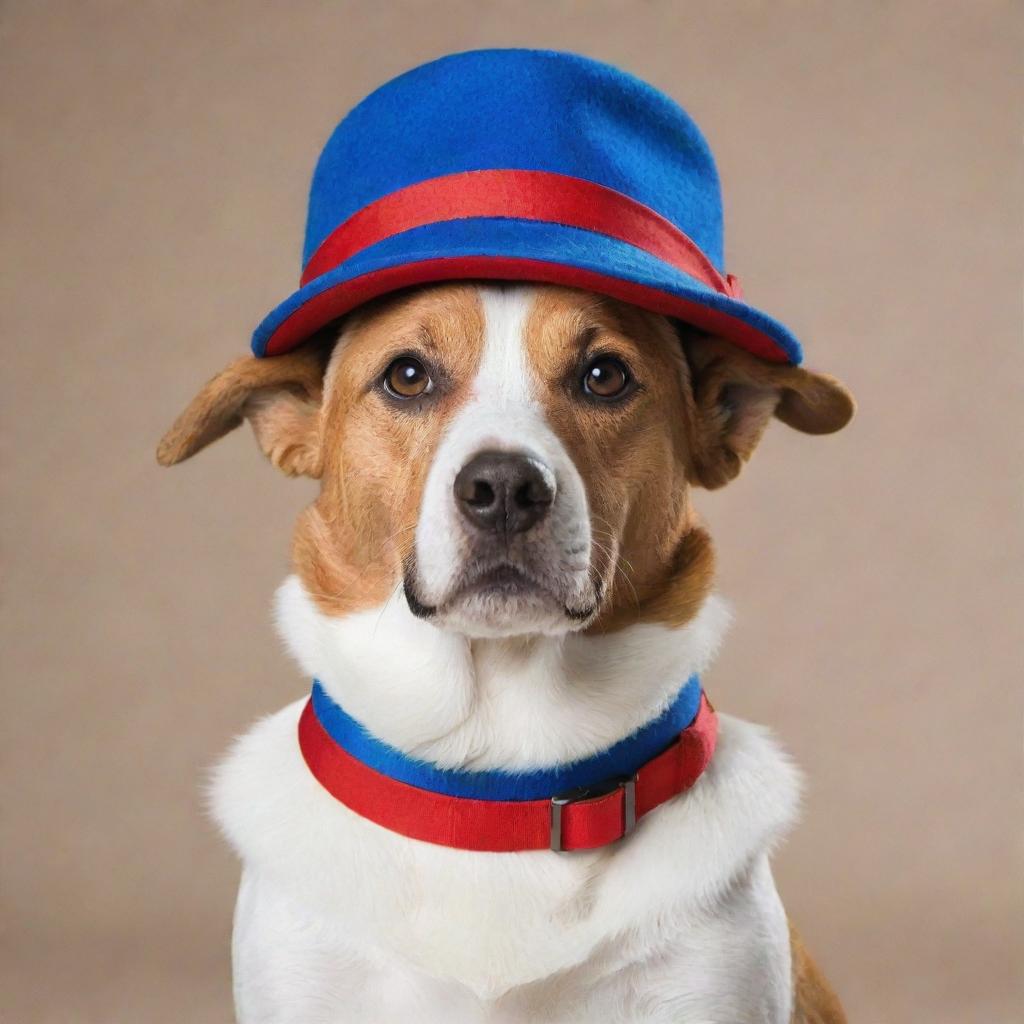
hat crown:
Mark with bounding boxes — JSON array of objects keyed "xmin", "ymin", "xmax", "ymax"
[{"xmin": 304, "ymin": 49, "xmax": 723, "ymax": 270}]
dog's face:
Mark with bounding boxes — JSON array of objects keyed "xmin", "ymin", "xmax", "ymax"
[
  {"xmin": 159, "ymin": 284, "xmax": 853, "ymax": 637},
  {"xmin": 314, "ymin": 285, "xmax": 706, "ymax": 637}
]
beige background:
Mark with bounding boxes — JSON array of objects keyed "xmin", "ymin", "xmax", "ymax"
[{"xmin": 2, "ymin": 2, "xmax": 1020, "ymax": 1021}]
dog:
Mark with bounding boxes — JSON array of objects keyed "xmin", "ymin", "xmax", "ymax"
[
  {"xmin": 157, "ymin": 48, "xmax": 856, "ymax": 1023},
  {"xmin": 158, "ymin": 280, "xmax": 853, "ymax": 1022}
]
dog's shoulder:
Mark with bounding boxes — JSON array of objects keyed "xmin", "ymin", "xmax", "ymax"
[{"xmin": 209, "ymin": 697, "xmax": 318, "ymax": 864}]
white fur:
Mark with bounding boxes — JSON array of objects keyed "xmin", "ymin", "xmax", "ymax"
[
  {"xmin": 211, "ymin": 285, "xmax": 804, "ymax": 1021},
  {"xmin": 275, "ymin": 575, "xmax": 730, "ymax": 770}
]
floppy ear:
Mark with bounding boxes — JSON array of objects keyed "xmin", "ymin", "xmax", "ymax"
[
  {"xmin": 682, "ymin": 334, "xmax": 856, "ymax": 489},
  {"xmin": 156, "ymin": 343, "xmax": 331, "ymax": 477}
]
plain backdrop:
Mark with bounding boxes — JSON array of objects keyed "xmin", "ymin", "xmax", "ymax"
[{"xmin": 2, "ymin": 3, "xmax": 1021, "ymax": 1022}]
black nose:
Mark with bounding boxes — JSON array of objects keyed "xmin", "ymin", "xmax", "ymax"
[{"xmin": 454, "ymin": 451, "xmax": 555, "ymax": 535}]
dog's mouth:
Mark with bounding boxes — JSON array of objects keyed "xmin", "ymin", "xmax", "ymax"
[
  {"xmin": 454, "ymin": 563, "xmax": 542, "ymax": 600},
  {"xmin": 404, "ymin": 556, "xmax": 600, "ymax": 629}
]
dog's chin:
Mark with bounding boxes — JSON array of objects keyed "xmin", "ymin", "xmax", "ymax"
[{"xmin": 405, "ymin": 566, "xmax": 599, "ymax": 639}]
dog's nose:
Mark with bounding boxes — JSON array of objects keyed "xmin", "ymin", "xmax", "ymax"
[{"xmin": 454, "ymin": 451, "xmax": 555, "ymax": 535}]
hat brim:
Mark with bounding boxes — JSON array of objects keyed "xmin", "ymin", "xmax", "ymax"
[{"xmin": 252, "ymin": 218, "xmax": 803, "ymax": 364}]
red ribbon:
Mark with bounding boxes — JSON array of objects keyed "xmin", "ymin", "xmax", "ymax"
[{"xmin": 300, "ymin": 169, "xmax": 740, "ymax": 299}]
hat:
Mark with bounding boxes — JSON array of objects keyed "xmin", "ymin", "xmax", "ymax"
[{"xmin": 252, "ymin": 49, "xmax": 803, "ymax": 365}]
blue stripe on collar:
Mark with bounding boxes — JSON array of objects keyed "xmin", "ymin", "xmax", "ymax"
[{"xmin": 310, "ymin": 675, "xmax": 702, "ymax": 802}]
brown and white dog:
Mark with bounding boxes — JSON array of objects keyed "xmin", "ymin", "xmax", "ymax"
[{"xmin": 159, "ymin": 282, "xmax": 853, "ymax": 1023}]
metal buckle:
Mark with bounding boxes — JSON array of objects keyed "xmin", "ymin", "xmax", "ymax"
[{"xmin": 549, "ymin": 774, "xmax": 637, "ymax": 852}]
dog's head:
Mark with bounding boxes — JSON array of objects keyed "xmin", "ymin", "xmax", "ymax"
[{"xmin": 159, "ymin": 284, "xmax": 853, "ymax": 637}]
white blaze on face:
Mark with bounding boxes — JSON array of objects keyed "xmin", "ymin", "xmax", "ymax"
[{"xmin": 412, "ymin": 286, "xmax": 594, "ymax": 635}]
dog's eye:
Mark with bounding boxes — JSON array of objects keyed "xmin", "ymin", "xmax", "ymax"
[
  {"xmin": 384, "ymin": 357, "xmax": 433, "ymax": 399},
  {"xmin": 582, "ymin": 356, "xmax": 631, "ymax": 400}
]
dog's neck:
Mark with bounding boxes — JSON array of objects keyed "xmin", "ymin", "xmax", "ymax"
[{"xmin": 276, "ymin": 575, "xmax": 730, "ymax": 772}]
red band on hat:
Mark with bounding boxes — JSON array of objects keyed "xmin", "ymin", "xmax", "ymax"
[
  {"xmin": 298, "ymin": 692, "xmax": 717, "ymax": 853},
  {"xmin": 265, "ymin": 256, "xmax": 784, "ymax": 360},
  {"xmin": 300, "ymin": 170, "xmax": 738, "ymax": 297}
]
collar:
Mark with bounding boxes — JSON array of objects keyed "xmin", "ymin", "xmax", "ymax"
[{"xmin": 298, "ymin": 677, "xmax": 717, "ymax": 853}]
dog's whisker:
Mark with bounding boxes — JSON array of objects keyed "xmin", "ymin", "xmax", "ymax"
[
  {"xmin": 372, "ymin": 580, "xmax": 405, "ymax": 639},
  {"xmin": 588, "ymin": 534, "xmax": 640, "ymax": 610}
]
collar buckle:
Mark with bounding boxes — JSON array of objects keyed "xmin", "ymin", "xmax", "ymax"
[{"xmin": 549, "ymin": 774, "xmax": 637, "ymax": 852}]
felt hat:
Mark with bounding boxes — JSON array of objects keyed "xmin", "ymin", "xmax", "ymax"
[{"xmin": 252, "ymin": 49, "xmax": 803, "ymax": 364}]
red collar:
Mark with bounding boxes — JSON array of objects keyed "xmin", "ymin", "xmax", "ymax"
[{"xmin": 298, "ymin": 692, "xmax": 717, "ymax": 853}]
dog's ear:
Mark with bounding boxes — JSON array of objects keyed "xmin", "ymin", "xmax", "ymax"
[
  {"xmin": 156, "ymin": 343, "xmax": 331, "ymax": 478},
  {"xmin": 682, "ymin": 333, "xmax": 855, "ymax": 489}
]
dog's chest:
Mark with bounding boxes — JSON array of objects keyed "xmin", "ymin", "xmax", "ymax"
[
  {"xmin": 214, "ymin": 700, "xmax": 800, "ymax": 1020},
  {"xmin": 233, "ymin": 856, "xmax": 792, "ymax": 1023}
]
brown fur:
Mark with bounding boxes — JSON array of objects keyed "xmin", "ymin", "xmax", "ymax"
[
  {"xmin": 518, "ymin": 288, "xmax": 853, "ymax": 631},
  {"xmin": 520, "ymin": 289, "xmax": 715, "ymax": 631},
  {"xmin": 156, "ymin": 344, "xmax": 330, "ymax": 474},
  {"xmin": 790, "ymin": 924, "xmax": 848, "ymax": 1024},
  {"xmin": 683, "ymin": 334, "xmax": 855, "ymax": 490},
  {"xmin": 292, "ymin": 286, "xmax": 487, "ymax": 615}
]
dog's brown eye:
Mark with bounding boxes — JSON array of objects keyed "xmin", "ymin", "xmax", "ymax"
[
  {"xmin": 582, "ymin": 357, "xmax": 631, "ymax": 399},
  {"xmin": 384, "ymin": 357, "xmax": 432, "ymax": 399}
]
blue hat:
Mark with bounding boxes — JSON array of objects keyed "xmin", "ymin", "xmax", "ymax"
[{"xmin": 253, "ymin": 49, "xmax": 803, "ymax": 364}]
